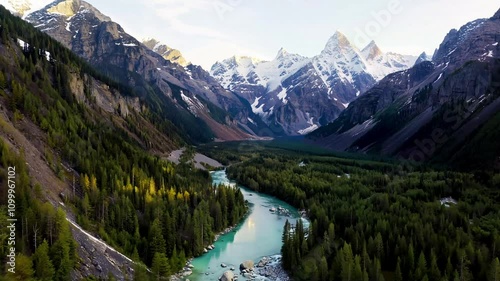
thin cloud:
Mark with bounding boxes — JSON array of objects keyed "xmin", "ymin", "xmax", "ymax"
[{"xmin": 146, "ymin": 0, "xmax": 225, "ymax": 39}]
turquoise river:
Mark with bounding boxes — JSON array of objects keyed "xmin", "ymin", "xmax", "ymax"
[{"xmin": 186, "ymin": 170, "xmax": 307, "ymax": 281}]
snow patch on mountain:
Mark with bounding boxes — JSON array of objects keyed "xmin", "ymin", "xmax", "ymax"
[
  {"xmin": 251, "ymin": 96, "xmax": 265, "ymax": 115},
  {"xmin": 0, "ymin": 0, "xmax": 52, "ymax": 18},
  {"xmin": 211, "ymin": 49, "xmax": 309, "ymax": 91},
  {"xmin": 211, "ymin": 30, "xmax": 418, "ymax": 135}
]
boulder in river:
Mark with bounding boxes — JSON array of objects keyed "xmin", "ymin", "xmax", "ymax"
[
  {"xmin": 221, "ymin": 263, "xmax": 227, "ymax": 268},
  {"xmin": 220, "ymin": 270, "xmax": 234, "ymax": 281},
  {"xmin": 240, "ymin": 260, "xmax": 254, "ymax": 271}
]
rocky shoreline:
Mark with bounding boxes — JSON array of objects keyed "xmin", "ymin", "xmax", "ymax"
[
  {"xmin": 216, "ymin": 256, "xmax": 291, "ymax": 281},
  {"xmin": 169, "ymin": 224, "xmax": 238, "ymax": 280},
  {"xmin": 254, "ymin": 255, "xmax": 291, "ymax": 281}
]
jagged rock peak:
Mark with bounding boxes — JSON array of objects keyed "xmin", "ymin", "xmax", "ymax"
[
  {"xmin": 324, "ymin": 31, "xmax": 353, "ymax": 51},
  {"xmin": 414, "ymin": 52, "xmax": 432, "ymax": 65},
  {"xmin": 493, "ymin": 8, "xmax": 500, "ymax": 19},
  {"xmin": 142, "ymin": 38, "xmax": 161, "ymax": 50},
  {"xmin": 142, "ymin": 38, "xmax": 189, "ymax": 66},
  {"xmin": 275, "ymin": 47, "xmax": 289, "ymax": 59},
  {"xmin": 362, "ymin": 40, "xmax": 383, "ymax": 60}
]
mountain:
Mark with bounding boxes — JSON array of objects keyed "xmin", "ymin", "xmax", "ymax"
[
  {"xmin": 142, "ymin": 38, "xmax": 189, "ymax": 67},
  {"xmin": 211, "ymin": 31, "xmax": 417, "ymax": 135},
  {"xmin": 0, "ymin": 0, "xmax": 50, "ymax": 17},
  {"xmin": 15, "ymin": 0, "xmax": 272, "ymax": 140},
  {"xmin": 0, "ymin": 6, "xmax": 250, "ymax": 281},
  {"xmin": 414, "ymin": 51, "xmax": 433, "ymax": 65},
  {"xmin": 309, "ymin": 10, "xmax": 500, "ymax": 168}
]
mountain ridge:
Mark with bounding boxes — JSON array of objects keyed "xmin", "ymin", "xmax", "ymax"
[
  {"xmin": 13, "ymin": 0, "xmax": 276, "ymax": 139},
  {"xmin": 309, "ymin": 9, "xmax": 500, "ymax": 168},
  {"xmin": 211, "ymin": 31, "xmax": 418, "ymax": 135}
]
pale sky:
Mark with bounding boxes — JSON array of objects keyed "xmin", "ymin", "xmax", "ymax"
[{"xmin": 82, "ymin": 0, "xmax": 499, "ymax": 69}]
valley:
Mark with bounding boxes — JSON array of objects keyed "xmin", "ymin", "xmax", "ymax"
[{"xmin": 0, "ymin": 1, "xmax": 498, "ymax": 281}]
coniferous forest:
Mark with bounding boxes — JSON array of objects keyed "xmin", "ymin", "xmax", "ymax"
[
  {"xmin": 0, "ymin": 6, "xmax": 246, "ymax": 280},
  {"xmin": 199, "ymin": 141, "xmax": 500, "ymax": 281},
  {"xmin": 0, "ymin": 3, "xmax": 499, "ymax": 281}
]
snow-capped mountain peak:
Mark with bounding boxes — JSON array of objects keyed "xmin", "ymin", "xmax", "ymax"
[
  {"xmin": 361, "ymin": 40, "xmax": 383, "ymax": 60},
  {"xmin": 275, "ymin": 47, "xmax": 289, "ymax": 60},
  {"xmin": 233, "ymin": 55, "xmax": 263, "ymax": 67},
  {"xmin": 322, "ymin": 31, "xmax": 356, "ymax": 54},
  {"xmin": 0, "ymin": 0, "xmax": 52, "ymax": 18},
  {"xmin": 414, "ymin": 51, "xmax": 432, "ymax": 65},
  {"xmin": 211, "ymin": 32, "xmax": 418, "ymax": 135}
]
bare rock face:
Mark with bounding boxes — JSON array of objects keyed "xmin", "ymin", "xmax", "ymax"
[
  {"xmin": 22, "ymin": 0, "xmax": 271, "ymax": 139},
  {"xmin": 310, "ymin": 9, "xmax": 500, "ymax": 166},
  {"xmin": 493, "ymin": 8, "xmax": 500, "ymax": 20},
  {"xmin": 142, "ymin": 38, "xmax": 189, "ymax": 67},
  {"xmin": 211, "ymin": 31, "xmax": 417, "ymax": 135},
  {"xmin": 47, "ymin": 0, "xmax": 78, "ymax": 17}
]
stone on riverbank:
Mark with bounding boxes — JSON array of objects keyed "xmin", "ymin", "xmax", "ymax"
[
  {"xmin": 239, "ymin": 260, "xmax": 254, "ymax": 271},
  {"xmin": 219, "ymin": 270, "xmax": 234, "ymax": 281}
]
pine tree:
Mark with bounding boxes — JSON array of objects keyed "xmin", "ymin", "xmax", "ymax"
[
  {"xmin": 407, "ymin": 243, "xmax": 415, "ymax": 279},
  {"xmin": 430, "ymin": 250, "xmax": 441, "ymax": 281},
  {"xmin": 353, "ymin": 255, "xmax": 363, "ymax": 281},
  {"xmin": 149, "ymin": 218, "xmax": 166, "ymax": 261},
  {"xmin": 415, "ymin": 251, "xmax": 427, "ymax": 281},
  {"xmin": 395, "ymin": 257, "xmax": 403, "ymax": 281},
  {"xmin": 33, "ymin": 240, "xmax": 55, "ymax": 281},
  {"xmin": 319, "ymin": 256, "xmax": 329, "ymax": 281},
  {"xmin": 151, "ymin": 252, "xmax": 170, "ymax": 281},
  {"xmin": 13, "ymin": 253, "xmax": 34, "ymax": 281},
  {"xmin": 341, "ymin": 242, "xmax": 354, "ymax": 281},
  {"xmin": 133, "ymin": 263, "xmax": 151, "ymax": 281},
  {"xmin": 489, "ymin": 258, "xmax": 500, "ymax": 281}
]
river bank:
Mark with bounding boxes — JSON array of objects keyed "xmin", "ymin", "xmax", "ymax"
[
  {"xmin": 178, "ymin": 170, "xmax": 303, "ymax": 281},
  {"xmin": 170, "ymin": 200, "xmax": 249, "ymax": 280}
]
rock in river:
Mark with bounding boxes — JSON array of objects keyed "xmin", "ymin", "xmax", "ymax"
[
  {"xmin": 239, "ymin": 260, "xmax": 254, "ymax": 272},
  {"xmin": 220, "ymin": 270, "xmax": 234, "ymax": 281}
]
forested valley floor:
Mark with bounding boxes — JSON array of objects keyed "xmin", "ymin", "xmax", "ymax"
[{"xmin": 200, "ymin": 141, "xmax": 500, "ymax": 281}]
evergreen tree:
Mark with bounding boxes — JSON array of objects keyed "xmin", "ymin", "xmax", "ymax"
[
  {"xmin": 12, "ymin": 253, "xmax": 34, "ymax": 281},
  {"xmin": 33, "ymin": 240, "xmax": 55, "ymax": 281},
  {"xmin": 341, "ymin": 242, "xmax": 354, "ymax": 281},
  {"xmin": 430, "ymin": 250, "xmax": 441, "ymax": 281},
  {"xmin": 489, "ymin": 258, "xmax": 500, "ymax": 281},
  {"xmin": 151, "ymin": 252, "xmax": 170, "ymax": 281},
  {"xmin": 415, "ymin": 251, "xmax": 427, "ymax": 281},
  {"xmin": 395, "ymin": 257, "xmax": 403, "ymax": 281}
]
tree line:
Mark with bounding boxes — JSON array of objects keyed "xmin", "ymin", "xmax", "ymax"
[{"xmin": 227, "ymin": 151, "xmax": 500, "ymax": 281}]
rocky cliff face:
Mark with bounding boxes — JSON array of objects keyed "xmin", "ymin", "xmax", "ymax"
[
  {"xmin": 142, "ymin": 38, "xmax": 189, "ymax": 67},
  {"xmin": 310, "ymin": 9, "xmax": 500, "ymax": 166},
  {"xmin": 211, "ymin": 31, "xmax": 417, "ymax": 135}
]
